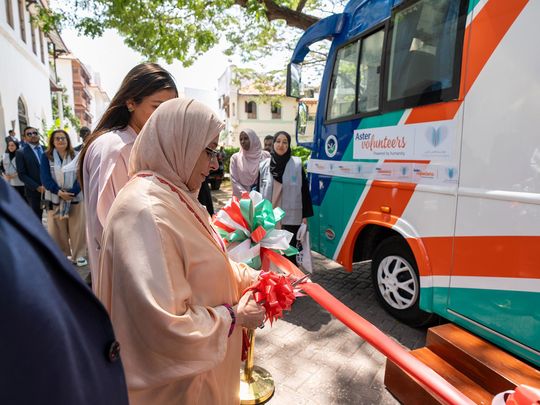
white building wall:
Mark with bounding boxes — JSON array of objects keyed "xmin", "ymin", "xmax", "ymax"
[
  {"xmin": 0, "ymin": 0, "xmax": 52, "ymax": 151},
  {"xmin": 56, "ymin": 58, "xmax": 75, "ymax": 116},
  {"xmin": 217, "ymin": 65, "xmax": 301, "ymax": 147},
  {"xmin": 88, "ymin": 85, "xmax": 109, "ymax": 131},
  {"xmin": 232, "ymin": 95, "xmax": 297, "ymax": 147}
]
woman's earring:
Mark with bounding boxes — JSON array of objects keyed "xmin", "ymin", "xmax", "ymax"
[{"xmin": 127, "ymin": 106, "xmax": 134, "ymax": 113}]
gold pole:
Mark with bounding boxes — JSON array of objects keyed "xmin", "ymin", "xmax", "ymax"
[{"xmin": 239, "ymin": 329, "xmax": 275, "ymax": 404}]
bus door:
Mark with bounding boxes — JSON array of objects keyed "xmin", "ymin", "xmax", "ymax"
[{"xmin": 447, "ymin": 0, "xmax": 540, "ymax": 364}]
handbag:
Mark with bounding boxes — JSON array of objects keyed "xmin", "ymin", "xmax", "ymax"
[{"xmin": 40, "ymin": 191, "xmax": 52, "ymax": 211}]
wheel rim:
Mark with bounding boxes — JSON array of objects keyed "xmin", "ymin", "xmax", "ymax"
[{"xmin": 376, "ymin": 255, "xmax": 419, "ymax": 310}]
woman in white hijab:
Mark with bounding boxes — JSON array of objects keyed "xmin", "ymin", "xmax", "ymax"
[
  {"xmin": 97, "ymin": 98, "xmax": 265, "ymax": 405},
  {"xmin": 229, "ymin": 129, "xmax": 270, "ymax": 198}
]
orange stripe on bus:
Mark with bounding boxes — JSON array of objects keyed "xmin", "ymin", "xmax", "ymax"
[
  {"xmin": 413, "ymin": 236, "xmax": 540, "ymax": 279},
  {"xmin": 405, "ymin": 0, "xmax": 528, "ymax": 125},
  {"xmin": 336, "ymin": 181, "xmax": 416, "ymax": 269},
  {"xmin": 405, "ymin": 101, "xmax": 462, "ymax": 124},
  {"xmin": 453, "ymin": 236, "xmax": 540, "ymax": 279}
]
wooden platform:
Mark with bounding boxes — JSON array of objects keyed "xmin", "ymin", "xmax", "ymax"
[{"xmin": 384, "ymin": 323, "xmax": 540, "ymax": 404}]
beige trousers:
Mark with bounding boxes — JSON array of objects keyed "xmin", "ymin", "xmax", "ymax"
[{"xmin": 47, "ymin": 202, "xmax": 87, "ymax": 260}]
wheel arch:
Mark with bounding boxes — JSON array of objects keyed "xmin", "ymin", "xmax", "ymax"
[{"xmin": 348, "ymin": 220, "xmax": 435, "ymax": 313}]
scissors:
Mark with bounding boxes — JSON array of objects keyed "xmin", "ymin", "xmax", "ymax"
[{"xmin": 291, "ymin": 274, "xmax": 310, "ymax": 287}]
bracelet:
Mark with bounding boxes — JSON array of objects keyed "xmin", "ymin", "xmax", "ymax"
[{"xmin": 223, "ymin": 304, "xmax": 236, "ymax": 337}]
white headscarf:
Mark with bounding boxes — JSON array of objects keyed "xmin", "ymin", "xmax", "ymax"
[{"xmin": 129, "ymin": 98, "xmax": 224, "ymax": 196}]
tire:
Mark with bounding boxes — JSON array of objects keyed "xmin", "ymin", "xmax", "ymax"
[
  {"xmin": 371, "ymin": 236, "xmax": 436, "ymax": 327},
  {"xmin": 210, "ymin": 180, "xmax": 221, "ymax": 191}
]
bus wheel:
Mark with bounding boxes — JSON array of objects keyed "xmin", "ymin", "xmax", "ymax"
[{"xmin": 371, "ymin": 236, "xmax": 435, "ymax": 327}]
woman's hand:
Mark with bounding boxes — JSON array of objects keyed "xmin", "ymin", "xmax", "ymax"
[
  {"xmin": 235, "ymin": 291, "xmax": 265, "ymax": 329},
  {"xmin": 58, "ymin": 190, "xmax": 75, "ymax": 201}
]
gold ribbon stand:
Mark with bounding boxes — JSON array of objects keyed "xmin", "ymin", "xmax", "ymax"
[{"xmin": 239, "ymin": 329, "xmax": 275, "ymax": 404}]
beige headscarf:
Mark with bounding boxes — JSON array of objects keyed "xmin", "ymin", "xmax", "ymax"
[{"xmin": 129, "ymin": 98, "xmax": 224, "ymax": 195}]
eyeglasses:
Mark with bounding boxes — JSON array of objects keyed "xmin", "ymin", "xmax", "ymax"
[
  {"xmin": 27, "ymin": 131, "xmax": 38, "ymax": 136},
  {"xmin": 54, "ymin": 137, "xmax": 67, "ymax": 141},
  {"xmin": 205, "ymin": 147, "xmax": 219, "ymax": 160}
]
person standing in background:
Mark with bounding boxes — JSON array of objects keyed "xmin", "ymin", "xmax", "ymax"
[
  {"xmin": 15, "ymin": 127, "xmax": 45, "ymax": 219},
  {"xmin": 5, "ymin": 129, "xmax": 17, "ymax": 144},
  {"xmin": 197, "ymin": 177, "xmax": 214, "ymax": 216},
  {"xmin": 74, "ymin": 126, "xmax": 91, "ymax": 152},
  {"xmin": 229, "ymin": 129, "xmax": 270, "ymax": 198},
  {"xmin": 2, "ymin": 140, "xmax": 25, "ymax": 199},
  {"xmin": 41, "ymin": 129, "xmax": 87, "ymax": 268},
  {"xmin": 263, "ymin": 134, "xmax": 274, "ymax": 153},
  {"xmin": 78, "ymin": 63, "xmax": 177, "ymax": 280},
  {"xmin": 258, "ymin": 131, "xmax": 313, "ymax": 265}
]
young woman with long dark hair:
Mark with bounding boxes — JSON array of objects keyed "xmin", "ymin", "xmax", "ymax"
[{"xmin": 78, "ymin": 63, "xmax": 177, "ymax": 281}]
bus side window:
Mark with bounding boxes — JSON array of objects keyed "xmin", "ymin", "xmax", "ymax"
[
  {"xmin": 386, "ymin": 0, "xmax": 463, "ymax": 107},
  {"xmin": 358, "ymin": 29, "xmax": 385, "ymax": 113},
  {"xmin": 327, "ymin": 41, "xmax": 359, "ymax": 120}
]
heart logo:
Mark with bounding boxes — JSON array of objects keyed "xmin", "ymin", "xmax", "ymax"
[{"xmin": 426, "ymin": 126, "xmax": 448, "ymax": 148}]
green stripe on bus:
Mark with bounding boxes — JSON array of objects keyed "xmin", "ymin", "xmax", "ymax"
[{"xmin": 421, "ymin": 286, "xmax": 540, "ymax": 366}]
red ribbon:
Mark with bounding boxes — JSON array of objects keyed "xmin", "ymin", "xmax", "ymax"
[
  {"xmin": 245, "ymin": 271, "xmax": 296, "ymax": 325},
  {"xmin": 250, "ymin": 225, "xmax": 266, "ymax": 244}
]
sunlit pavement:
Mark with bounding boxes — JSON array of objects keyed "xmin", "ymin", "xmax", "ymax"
[{"xmin": 212, "ymin": 181, "xmax": 427, "ymax": 404}]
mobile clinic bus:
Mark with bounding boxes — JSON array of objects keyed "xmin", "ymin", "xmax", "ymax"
[{"xmin": 286, "ymin": 0, "xmax": 540, "ymax": 366}]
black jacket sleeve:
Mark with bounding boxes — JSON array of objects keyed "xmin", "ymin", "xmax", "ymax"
[{"xmin": 301, "ymin": 167, "xmax": 314, "ymax": 218}]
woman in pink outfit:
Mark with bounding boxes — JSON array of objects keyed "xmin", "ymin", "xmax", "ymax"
[
  {"xmin": 78, "ymin": 63, "xmax": 177, "ymax": 284},
  {"xmin": 229, "ymin": 129, "xmax": 270, "ymax": 198},
  {"xmin": 97, "ymin": 98, "xmax": 265, "ymax": 404}
]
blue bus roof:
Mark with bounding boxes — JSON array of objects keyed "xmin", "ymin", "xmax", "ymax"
[{"xmin": 291, "ymin": 0, "xmax": 403, "ymax": 64}]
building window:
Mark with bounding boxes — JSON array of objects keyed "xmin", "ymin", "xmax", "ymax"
[
  {"xmin": 39, "ymin": 29, "xmax": 45, "ymax": 63},
  {"xmin": 17, "ymin": 97, "xmax": 28, "ymax": 137},
  {"xmin": 17, "ymin": 0, "xmax": 25, "ymax": 42},
  {"xmin": 30, "ymin": 23, "xmax": 36, "ymax": 54},
  {"xmin": 245, "ymin": 101, "xmax": 257, "ymax": 119},
  {"xmin": 5, "ymin": 0, "xmax": 14, "ymax": 28},
  {"xmin": 271, "ymin": 101, "xmax": 282, "ymax": 119},
  {"xmin": 232, "ymin": 102, "xmax": 235, "ymax": 117}
]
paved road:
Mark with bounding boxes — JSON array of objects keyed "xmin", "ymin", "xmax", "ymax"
[
  {"xmin": 255, "ymin": 256, "xmax": 427, "ymax": 405},
  {"xmin": 212, "ymin": 181, "xmax": 428, "ymax": 404}
]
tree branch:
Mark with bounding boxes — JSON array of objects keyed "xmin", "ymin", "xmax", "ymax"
[
  {"xmin": 296, "ymin": 0, "xmax": 307, "ymax": 13},
  {"xmin": 235, "ymin": 0, "xmax": 319, "ymax": 30}
]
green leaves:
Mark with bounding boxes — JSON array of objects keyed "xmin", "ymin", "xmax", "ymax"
[{"xmin": 44, "ymin": 0, "xmax": 327, "ymax": 65}]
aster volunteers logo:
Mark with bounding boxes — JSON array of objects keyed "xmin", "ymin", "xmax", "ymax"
[{"xmin": 353, "ymin": 120, "xmax": 454, "ymax": 160}]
